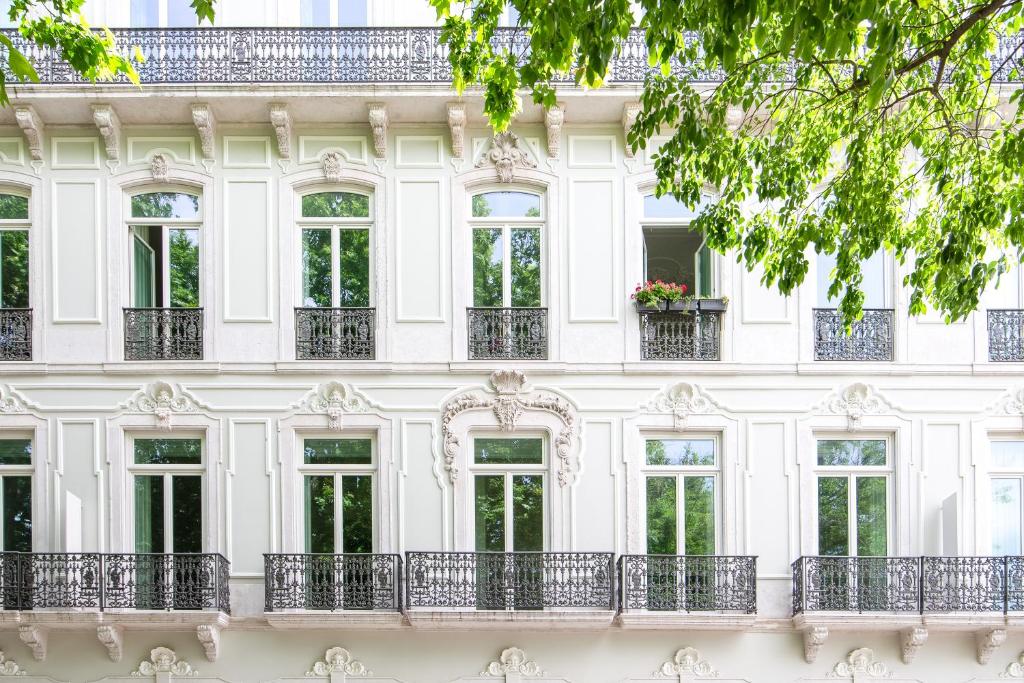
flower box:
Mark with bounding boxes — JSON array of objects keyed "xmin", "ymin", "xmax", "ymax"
[{"xmin": 695, "ymin": 298, "xmax": 728, "ymax": 312}]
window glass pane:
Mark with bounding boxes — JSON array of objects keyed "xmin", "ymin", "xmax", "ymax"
[
  {"xmin": 134, "ymin": 439, "xmax": 202, "ymax": 465},
  {"xmin": 643, "ymin": 226, "xmax": 703, "ymax": 294},
  {"xmin": 512, "ymin": 474, "xmax": 543, "ymax": 551},
  {"xmin": 474, "ymin": 438, "xmax": 543, "ymax": 465},
  {"xmin": 339, "ymin": 229, "xmax": 370, "ymax": 307},
  {"xmin": 818, "ymin": 477, "xmax": 849, "ymax": 555},
  {"xmin": 168, "ymin": 229, "xmax": 199, "ymax": 308},
  {"xmin": 301, "ymin": 0, "xmax": 330, "ymax": 25},
  {"xmin": 472, "ymin": 228, "xmax": 503, "ymax": 307},
  {"xmin": 856, "ymin": 476, "xmax": 888, "ymax": 556},
  {"xmin": 0, "ymin": 195, "xmax": 28, "ymax": 220},
  {"xmin": 510, "ymin": 228, "xmax": 540, "ymax": 307},
  {"xmin": 817, "ymin": 440, "xmax": 887, "ymax": 467},
  {"xmin": 134, "ymin": 475, "xmax": 164, "ymax": 553},
  {"xmin": 342, "ymin": 475, "xmax": 372, "ymax": 553},
  {"xmin": 643, "ymin": 194, "xmax": 710, "ymax": 219},
  {"xmin": 0, "ymin": 1, "xmax": 15, "ymax": 29},
  {"xmin": 305, "ymin": 475, "xmax": 334, "ymax": 553},
  {"xmin": 301, "ymin": 229, "xmax": 332, "ymax": 307},
  {"xmin": 992, "ymin": 478, "xmax": 1023, "ymax": 555},
  {"xmin": 474, "ymin": 475, "xmax": 505, "ymax": 551},
  {"xmin": 131, "ymin": 0, "xmax": 158, "ymax": 26},
  {"xmin": 303, "ymin": 439, "xmax": 372, "ymax": 465},
  {"xmin": 817, "ymin": 251, "xmax": 887, "ymax": 308},
  {"xmin": 684, "ymin": 476, "xmax": 715, "ymax": 554},
  {"xmin": 472, "ymin": 192, "xmax": 541, "ymax": 218},
  {"xmin": 646, "ymin": 439, "xmax": 715, "ymax": 466},
  {"xmin": 0, "ymin": 231, "xmax": 28, "ymax": 309},
  {"xmin": 2, "ymin": 476, "xmax": 30, "ymax": 552},
  {"xmin": 697, "ymin": 243, "xmax": 713, "ymax": 298},
  {"xmin": 131, "ymin": 193, "xmax": 200, "ymax": 220},
  {"xmin": 132, "ymin": 232, "xmax": 156, "ymax": 308},
  {"xmin": 0, "ymin": 440, "xmax": 29, "ymax": 465},
  {"xmin": 646, "ymin": 476, "xmax": 676, "ymax": 554},
  {"xmin": 992, "ymin": 441, "xmax": 1024, "ymax": 469},
  {"xmin": 171, "ymin": 475, "xmax": 202, "ymax": 553},
  {"xmin": 167, "ymin": 0, "xmax": 198, "ymax": 26},
  {"xmin": 339, "ymin": 0, "xmax": 367, "ymax": 25},
  {"xmin": 301, "ymin": 192, "xmax": 370, "ymax": 218}
]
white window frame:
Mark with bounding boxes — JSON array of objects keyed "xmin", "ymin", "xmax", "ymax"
[
  {"xmin": 815, "ymin": 250, "xmax": 895, "ymax": 309},
  {"xmin": 130, "ymin": 0, "xmax": 198, "ymax": 27},
  {"xmin": 0, "ymin": 434, "xmax": 33, "ymax": 551},
  {"xmin": 127, "ymin": 188, "xmax": 203, "ymax": 309},
  {"xmin": 639, "ymin": 434, "xmax": 721, "ymax": 556},
  {"xmin": 468, "ymin": 433, "xmax": 549, "ymax": 553},
  {"xmin": 640, "ymin": 193, "xmax": 716, "ymax": 297},
  {"xmin": 0, "ymin": 190, "xmax": 30, "ymax": 310},
  {"xmin": 296, "ymin": 189, "xmax": 374, "ymax": 308},
  {"xmin": 299, "ymin": 0, "xmax": 368, "ymax": 26},
  {"xmin": 988, "ymin": 437, "xmax": 1024, "ymax": 555},
  {"xmin": 469, "ymin": 190, "xmax": 546, "ymax": 308},
  {"xmin": 298, "ymin": 433, "xmax": 377, "ymax": 554}
]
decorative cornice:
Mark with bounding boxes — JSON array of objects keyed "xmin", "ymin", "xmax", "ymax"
[
  {"xmin": 652, "ymin": 647, "xmax": 717, "ymax": 679},
  {"xmin": 622, "ymin": 102, "xmax": 641, "ymax": 159},
  {"xmin": 14, "ymin": 106, "xmax": 43, "ymax": 163},
  {"xmin": 821, "ymin": 382, "xmax": 892, "ymax": 431},
  {"xmin": 190, "ymin": 103, "xmax": 216, "ymax": 160},
  {"xmin": 447, "ymin": 102, "xmax": 466, "ymax": 160},
  {"xmin": 368, "ymin": 102, "xmax": 388, "ymax": 158},
  {"xmin": 475, "ymin": 132, "xmax": 537, "ymax": 183},
  {"xmin": 97, "ymin": 625, "xmax": 123, "ymax": 663},
  {"xmin": 826, "ymin": 648, "xmax": 892, "ymax": 679},
  {"xmin": 119, "ymin": 381, "xmax": 208, "ymax": 430},
  {"xmin": 0, "ymin": 652, "xmax": 26, "ymax": 676},
  {"xmin": 17, "ymin": 626, "xmax": 45, "ymax": 662},
  {"xmin": 131, "ymin": 647, "xmax": 197, "ymax": 678},
  {"xmin": 91, "ymin": 104, "xmax": 121, "ymax": 163},
  {"xmin": 270, "ymin": 103, "xmax": 291, "ymax": 161},
  {"xmin": 293, "ymin": 380, "xmax": 372, "ymax": 431},
  {"xmin": 544, "ymin": 103, "xmax": 565, "ymax": 159},
  {"xmin": 305, "ymin": 647, "xmax": 370, "ymax": 678},
  {"xmin": 646, "ymin": 381, "xmax": 719, "ymax": 431},
  {"xmin": 481, "ymin": 647, "xmax": 544, "ymax": 678}
]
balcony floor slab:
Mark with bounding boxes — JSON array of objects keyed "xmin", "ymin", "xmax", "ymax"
[
  {"xmin": 405, "ymin": 609, "xmax": 616, "ymax": 631},
  {"xmin": 0, "ymin": 610, "xmax": 229, "ymax": 631},
  {"xmin": 616, "ymin": 612, "xmax": 757, "ymax": 630},
  {"xmin": 265, "ymin": 610, "xmax": 405, "ymax": 630}
]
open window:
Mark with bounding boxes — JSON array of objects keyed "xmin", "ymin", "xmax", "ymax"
[
  {"xmin": 642, "ymin": 194, "xmax": 714, "ymax": 298},
  {"xmin": 129, "ymin": 191, "xmax": 201, "ymax": 310}
]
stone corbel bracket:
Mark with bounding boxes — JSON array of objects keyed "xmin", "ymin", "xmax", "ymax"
[
  {"xmin": 270, "ymin": 102, "xmax": 291, "ymax": 169},
  {"xmin": 196, "ymin": 624, "xmax": 220, "ymax": 662},
  {"xmin": 92, "ymin": 104, "xmax": 121, "ymax": 171},
  {"xmin": 447, "ymin": 102, "xmax": 466, "ymax": 164},
  {"xmin": 14, "ymin": 105, "xmax": 43, "ymax": 173},
  {"xmin": 18, "ymin": 624, "xmax": 46, "ymax": 661},
  {"xmin": 900, "ymin": 626, "xmax": 928, "ymax": 664},
  {"xmin": 802, "ymin": 626, "xmax": 828, "ymax": 663},
  {"xmin": 544, "ymin": 102, "xmax": 565, "ymax": 161},
  {"xmin": 977, "ymin": 628, "xmax": 1007, "ymax": 665},
  {"xmin": 621, "ymin": 102, "xmax": 641, "ymax": 160},
  {"xmin": 191, "ymin": 103, "xmax": 216, "ymax": 169},
  {"xmin": 97, "ymin": 624, "xmax": 123, "ymax": 662},
  {"xmin": 368, "ymin": 102, "xmax": 388, "ymax": 160}
]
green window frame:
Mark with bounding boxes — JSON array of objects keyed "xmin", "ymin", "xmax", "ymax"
[
  {"xmin": 299, "ymin": 191, "xmax": 372, "ymax": 308},
  {"xmin": 815, "ymin": 437, "xmax": 891, "ymax": 557},
  {"xmin": 642, "ymin": 437, "xmax": 718, "ymax": 555},
  {"xmin": 129, "ymin": 436, "xmax": 204, "ymax": 554},
  {"xmin": 300, "ymin": 436, "xmax": 375, "ymax": 554},
  {"xmin": 470, "ymin": 436, "xmax": 545, "ymax": 552},
  {"xmin": 0, "ymin": 438, "xmax": 32, "ymax": 553},
  {"xmin": 128, "ymin": 191, "xmax": 202, "ymax": 309},
  {"xmin": 470, "ymin": 191, "xmax": 543, "ymax": 308}
]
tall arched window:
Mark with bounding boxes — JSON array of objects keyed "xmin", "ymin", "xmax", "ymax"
[{"xmin": 642, "ymin": 193, "xmax": 714, "ymax": 298}]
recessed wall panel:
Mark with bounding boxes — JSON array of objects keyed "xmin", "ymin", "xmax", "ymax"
[
  {"xmin": 569, "ymin": 180, "xmax": 616, "ymax": 321},
  {"xmin": 52, "ymin": 181, "xmax": 100, "ymax": 322},
  {"xmin": 396, "ymin": 180, "xmax": 444, "ymax": 321},
  {"xmin": 224, "ymin": 180, "xmax": 272, "ymax": 321}
]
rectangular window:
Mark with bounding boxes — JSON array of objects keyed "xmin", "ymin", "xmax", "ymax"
[
  {"xmin": 471, "ymin": 192, "xmax": 544, "ymax": 308},
  {"xmin": 130, "ymin": 438, "xmax": 203, "ymax": 554},
  {"xmin": 816, "ymin": 250, "xmax": 888, "ymax": 308},
  {"xmin": 472, "ymin": 437, "xmax": 545, "ymax": 552},
  {"xmin": 815, "ymin": 438, "xmax": 890, "ymax": 556},
  {"xmin": 643, "ymin": 438, "xmax": 718, "ymax": 555},
  {"xmin": 131, "ymin": 0, "xmax": 158, "ymax": 26},
  {"xmin": 299, "ymin": 193, "xmax": 372, "ymax": 309},
  {"xmin": 339, "ymin": 0, "xmax": 367, "ymax": 26},
  {"xmin": 0, "ymin": 230, "xmax": 29, "ymax": 309},
  {"xmin": 166, "ymin": 0, "xmax": 198, "ymax": 26},
  {"xmin": 129, "ymin": 192, "xmax": 202, "ymax": 309},
  {"xmin": 991, "ymin": 440, "xmax": 1024, "ymax": 554},
  {"xmin": 0, "ymin": 438, "xmax": 32, "ymax": 553},
  {"xmin": 301, "ymin": 437, "xmax": 374, "ymax": 554},
  {"xmin": 642, "ymin": 227, "xmax": 712, "ymax": 297},
  {"xmin": 474, "ymin": 438, "xmax": 543, "ymax": 465}
]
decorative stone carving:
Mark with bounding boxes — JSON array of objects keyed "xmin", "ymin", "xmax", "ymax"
[
  {"xmin": 17, "ymin": 627, "xmax": 45, "ymax": 662},
  {"xmin": 988, "ymin": 387, "xmax": 1024, "ymax": 429},
  {"xmin": 150, "ymin": 153, "xmax": 170, "ymax": 182},
  {"xmin": 725, "ymin": 105, "xmax": 745, "ymax": 132},
  {"xmin": 92, "ymin": 104, "xmax": 121, "ymax": 163},
  {"xmin": 131, "ymin": 647, "xmax": 197, "ymax": 677},
  {"xmin": 823, "ymin": 382, "xmax": 892, "ymax": 431},
  {"xmin": 826, "ymin": 648, "xmax": 891, "ymax": 679},
  {"xmin": 270, "ymin": 103, "xmax": 291, "ymax": 160},
  {"xmin": 441, "ymin": 393, "xmax": 490, "ymax": 482},
  {"xmin": 622, "ymin": 102, "xmax": 641, "ymax": 159},
  {"xmin": 120, "ymin": 381, "xmax": 206, "ymax": 430},
  {"xmin": 1002, "ymin": 651, "xmax": 1024, "ymax": 678},
  {"xmin": 647, "ymin": 381, "xmax": 717, "ymax": 431},
  {"xmin": 803, "ymin": 626, "xmax": 829, "ymax": 663},
  {"xmin": 447, "ymin": 102, "xmax": 467, "ymax": 160},
  {"xmin": 196, "ymin": 624, "xmax": 220, "ymax": 662},
  {"xmin": 97, "ymin": 625, "xmax": 123, "ymax": 663},
  {"xmin": 481, "ymin": 647, "xmax": 544, "ymax": 678},
  {"xmin": 653, "ymin": 647, "xmax": 717, "ymax": 679},
  {"xmin": 978, "ymin": 628, "xmax": 1007, "ymax": 665},
  {"xmin": 368, "ymin": 103, "xmax": 388, "ymax": 158},
  {"xmin": 545, "ymin": 103, "xmax": 565, "ymax": 159},
  {"xmin": 294, "ymin": 381, "xmax": 371, "ymax": 431},
  {"xmin": 899, "ymin": 627, "xmax": 928, "ymax": 664},
  {"xmin": 0, "ymin": 652, "xmax": 24, "ymax": 677},
  {"xmin": 476, "ymin": 132, "xmax": 537, "ymax": 183},
  {"xmin": 322, "ymin": 151, "xmax": 344, "ymax": 183},
  {"xmin": 14, "ymin": 106, "xmax": 42, "ymax": 162},
  {"xmin": 191, "ymin": 103, "xmax": 216, "ymax": 160},
  {"xmin": 305, "ymin": 647, "xmax": 370, "ymax": 677},
  {"xmin": 0, "ymin": 385, "xmax": 28, "ymax": 414}
]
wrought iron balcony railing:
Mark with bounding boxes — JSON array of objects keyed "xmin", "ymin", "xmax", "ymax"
[
  {"xmin": 639, "ymin": 311, "xmax": 721, "ymax": 360},
  {"xmin": 264, "ymin": 553, "xmax": 401, "ymax": 611},
  {"xmin": 988, "ymin": 309, "xmax": 1024, "ymax": 361},
  {"xmin": 467, "ymin": 307, "xmax": 547, "ymax": 360},
  {"xmin": 812, "ymin": 308, "xmax": 894, "ymax": 361},
  {"xmin": 792, "ymin": 555, "xmax": 1024, "ymax": 614},
  {"xmin": 618, "ymin": 555, "xmax": 756, "ymax": 613},
  {"xmin": 295, "ymin": 307, "xmax": 375, "ymax": 360},
  {"xmin": 124, "ymin": 307, "xmax": 203, "ymax": 361},
  {"xmin": 0, "ymin": 309, "xmax": 31, "ymax": 361},
  {"xmin": 0, "ymin": 552, "xmax": 230, "ymax": 612},
  {"xmin": 405, "ymin": 551, "xmax": 615, "ymax": 610}
]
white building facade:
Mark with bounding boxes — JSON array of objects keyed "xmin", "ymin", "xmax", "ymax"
[{"xmin": 0, "ymin": 2, "xmax": 1021, "ymax": 681}]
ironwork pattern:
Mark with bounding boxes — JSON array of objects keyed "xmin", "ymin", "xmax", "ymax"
[
  {"xmin": 124, "ymin": 307, "xmax": 203, "ymax": 361},
  {"xmin": 813, "ymin": 309, "xmax": 894, "ymax": 361},
  {"xmin": 0, "ymin": 309, "xmax": 31, "ymax": 361},
  {"xmin": 639, "ymin": 311, "xmax": 721, "ymax": 360},
  {"xmin": 988, "ymin": 310, "xmax": 1024, "ymax": 361},
  {"xmin": 264, "ymin": 553, "xmax": 401, "ymax": 611},
  {"xmin": 467, "ymin": 308, "xmax": 547, "ymax": 360},
  {"xmin": 405, "ymin": 551, "xmax": 614, "ymax": 610},
  {"xmin": 618, "ymin": 555, "xmax": 756, "ymax": 613},
  {"xmin": 295, "ymin": 307, "xmax": 375, "ymax": 360},
  {"xmin": 922, "ymin": 556, "xmax": 1007, "ymax": 612},
  {"xmin": 0, "ymin": 552, "xmax": 230, "ymax": 612}
]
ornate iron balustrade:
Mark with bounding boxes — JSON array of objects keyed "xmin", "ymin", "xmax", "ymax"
[
  {"xmin": 0, "ymin": 309, "xmax": 31, "ymax": 361},
  {"xmin": 467, "ymin": 308, "xmax": 547, "ymax": 360},
  {"xmin": 0, "ymin": 552, "xmax": 230, "ymax": 612},
  {"xmin": 617, "ymin": 555, "xmax": 756, "ymax": 613},
  {"xmin": 295, "ymin": 307, "xmax": 375, "ymax": 360},
  {"xmin": 639, "ymin": 311, "xmax": 721, "ymax": 360},
  {"xmin": 124, "ymin": 307, "xmax": 203, "ymax": 361},
  {"xmin": 264, "ymin": 553, "xmax": 401, "ymax": 611},
  {"xmin": 813, "ymin": 309, "xmax": 894, "ymax": 361},
  {"xmin": 405, "ymin": 551, "xmax": 615, "ymax": 610},
  {"xmin": 988, "ymin": 310, "xmax": 1024, "ymax": 361}
]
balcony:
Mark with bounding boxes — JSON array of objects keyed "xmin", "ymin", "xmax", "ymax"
[
  {"xmin": 294, "ymin": 307, "xmax": 375, "ymax": 360},
  {"xmin": 467, "ymin": 308, "xmax": 547, "ymax": 361},
  {"xmin": 813, "ymin": 308, "xmax": 894, "ymax": 361},
  {"xmin": 263, "ymin": 553, "xmax": 402, "ymax": 628},
  {"xmin": 988, "ymin": 310, "xmax": 1024, "ymax": 361},
  {"xmin": 124, "ymin": 307, "xmax": 203, "ymax": 361},
  {"xmin": 616, "ymin": 555, "xmax": 756, "ymax": 629},
  {"xmin": 639, "ymin": 310, "xmax": 721, "ymax": 360},
  {"xmin": 0, "ymin": 309, "xmax": 31, "ymax": 361},
  {"xmin": 405, "ymin": 551, "xmax": 615, "ymax": 629}
]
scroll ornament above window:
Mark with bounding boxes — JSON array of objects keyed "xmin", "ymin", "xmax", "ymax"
[
  {"xmin": 475, "ymin": 132, "xmax": 538, "ymax": 183},
  {"xmin": 821, "ymin": 382, "xmax": 893, "ymax": 431},
  {"xmin": 120, "ymin": 381, "xmax": 207, "ymax": 431},
  {"xmin": 131, "ymin": 647, "xmax": 198, "ymax": 678},
  {"xmin": 305, "ymin": 647, "xmax": 371, "ymax": 677},
  {"xmin": 645, "ymin": 381, "xmax": 720, "ymax": 432},
  {"xmin": 292, "ymin": 380, "xmax": 372, "ymax": 431}
]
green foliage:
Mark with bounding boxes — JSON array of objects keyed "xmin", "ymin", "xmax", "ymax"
[
  {"xmin": 473, "ymin": 227, "xmax": 503, "ymax": 307},
  {"xmin": 168, "ymin": 229, "xmax": 199, "ymax": 308},
  {"xmin": 0, "ymin": 194, "xmax": 28, "ymax": 220},
  {"xmin": 301, "ymin": 192, "xmax": 370, "ymax": 218},
  {"xmin": 0, "ymin": 230, "xmax": 28, "ymax": 308},
  {"xmin": 434, "ymin": 0, "xmax": 1024, "ymax": 325}
]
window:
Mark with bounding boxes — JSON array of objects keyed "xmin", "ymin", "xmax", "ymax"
[
  {"xmin": 472, "ymin": 437, "xmax": 545, "ymax": 553},
  {"xmin": 299, "ymin": 192, "xmax": 372, "ymax": 308},
  {"xmin": 0, "ymin": 439, "xmax": 31, "ymax": 552},
  {"xmin": 300, "ymin": 0, "xmax": 368, "ymax": 26},
  {"xmin": 642, "ymin": 193, "xmax": 714, "ymax": 297},
  {"xmin": 129, "ymin": 192, "xmax": 201, "ymax": 309},
  {"xmin": 643, "ymin": 438, "xmax": 717, "ymax": 555},
  {"xmin": 816, "ymin": 250, "xmax": 889, "ymax": 308},
  {"xmin": 991, "ymin": 440, "xmax": 1024, "ymax": 554},
  {"xmin": 0, "ymin": 193, "xmax": 29, "ymax": 311},
  {"xmin": 301, "ymin": 437, "xmax": 374, "ymax": 554},
  {"xmin": 131, "ymin": 437, "xmax": 203, "ymax": 554},
  {"xmin": 131, "ymin": 0, "xmax": 198, "ymax": 27},
  {"xmin": 470, "ymin": 191, "xmax": 543, "ymax": 308},
  {"xmin": 815, "ymin": 438, "xmax": 890, "ymax": 556}
]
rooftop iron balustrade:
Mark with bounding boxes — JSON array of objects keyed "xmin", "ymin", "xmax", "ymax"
[
  {"xmin": 813, "ymin": 308, "xmax": 894, "ymax": 361},
  {"xmin": 618, "ymin": 555, "xmax": 757, "ymax": 613},
  {"xmin": 264, "ymin": 553, "xmax": 401, "ymax": 612}
]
